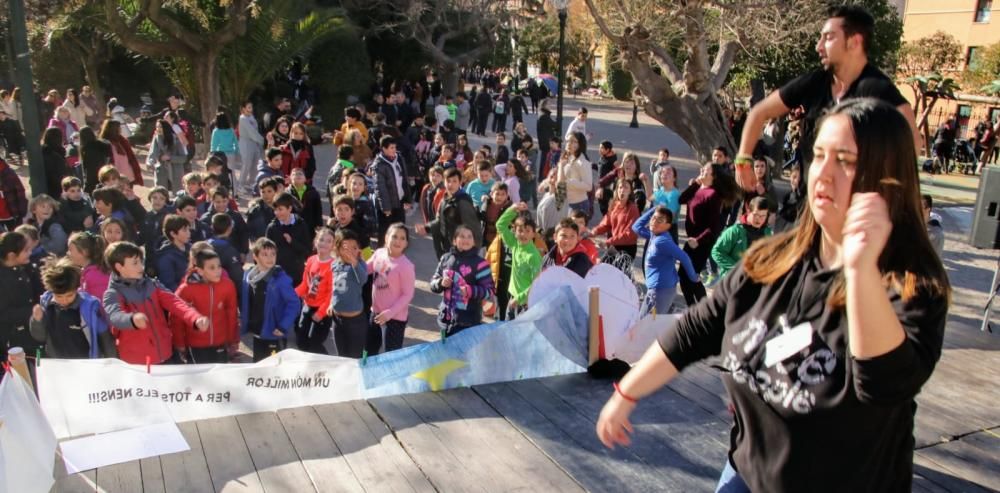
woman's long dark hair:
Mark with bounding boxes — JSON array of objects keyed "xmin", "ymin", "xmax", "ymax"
[
  {"xmin": 709, "ymin": 163, "xmax": 741, "ymax": 208},
  {"xmin": 743, "ymin": 98, "xmax": 951, "ymax": 307},
  {"xmin": 66, "ymin": 88, "xmax": 79, "ymax": 107},
  {"xmin": 41, "ymin": 127, "xmax": 63, "ymax": 149},
  {"xmin": 570, "ymin": 131, "xmax": 587, "ymax": 158},
  {"xmin": 158, "ymin": 120, "xmax": 175, "ymax": 150},
  {"xmin": 214, "ymin": 112, "xmax": 231, "ymax": 130},
  {"xmin": 78, "ymin": 127, "xmax": 97, "ymax": 161}
]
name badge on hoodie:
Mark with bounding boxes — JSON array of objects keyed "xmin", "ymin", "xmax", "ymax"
[{"xmin": 764, "ymin": 321, "xmax": 813, "ymax": 367}]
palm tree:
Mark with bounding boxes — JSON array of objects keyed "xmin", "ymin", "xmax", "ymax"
[
  {"xmin": 906, "ymin": 73, "xmax": 961, "ymax": 156},
  {"xmin": 981, "ymin": 79, "xmax": 1000, "ymax": 97}
]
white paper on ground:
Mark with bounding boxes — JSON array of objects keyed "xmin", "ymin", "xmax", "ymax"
[{"xmin": 60, "ymin": 422, "xmax": 190, "ymax": 474}]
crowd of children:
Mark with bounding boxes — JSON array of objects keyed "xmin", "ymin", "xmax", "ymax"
[{"xmin": 0, "ymin": 86, "xmax": 812, "ymax": 376}]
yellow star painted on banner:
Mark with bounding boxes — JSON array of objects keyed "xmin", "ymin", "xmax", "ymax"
[{"xmin": 411, "ymin": 359, "xmax": 468, "ymax": 391}]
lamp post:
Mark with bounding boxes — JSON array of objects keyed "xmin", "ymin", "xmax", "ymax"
[
  {"xmin": 7, "ymin": 0, "xmax": 44, "ymax": 193},
  {"xmin": 550, "ymin": 0, "xmax": 569, "ymax": 137}
]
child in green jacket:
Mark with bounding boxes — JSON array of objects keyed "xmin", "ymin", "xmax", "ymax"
[
  {"xmin": 711, "ymin": 196, "xmax": 772, "ymax": 279},
  {"xmin": 496, "ymin": 202, "xmax": 543, "ymax": 320}
]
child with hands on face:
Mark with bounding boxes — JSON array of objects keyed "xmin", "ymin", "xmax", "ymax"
[{"xmin": 324, "ymin": 229, "xmax": 369, "ymax": 358}]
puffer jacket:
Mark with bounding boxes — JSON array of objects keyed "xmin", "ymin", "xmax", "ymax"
[
  {"xmin": 0, "ymin": 157, "xmax": 28, "ymax": 224},
  {"xmin": 103, "ymin": 273, "xmax": 202, "ymax": 364},
  {"xmin": 372, "ymin": 152, "xmax": 411, "ymax": 212},
  {"xmin": 0, "ymin": 263, "xmax": 43, "ymax": 353},
  {"xmin": 154, "ymin": 241, "xmax": 190, "ymax": 292},
  {"xmin": 430, "ymin": 247, "xmax": 494, "ymax": 330},
  {"xmin": 31, "ymin": 291, "xmax": 116, "ymax": 359},
  {"xmin": 240, "ymin": 266, "xmax": 300, "ymax": 340},
  {"xmin": 172, "ymin": 272, "xmax": 239, "ymax": 349}
]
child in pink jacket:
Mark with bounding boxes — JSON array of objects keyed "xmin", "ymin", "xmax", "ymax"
[{"xmin": 366, "ymin": 223, "xmax": 416, "ymax": 353}]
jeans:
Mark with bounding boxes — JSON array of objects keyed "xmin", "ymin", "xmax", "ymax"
[
  {"xmin": 154, "ymin": 160, "xmax": 184, "ymax": 192},
  {"xmin": 569, "ymin": 199, "xmax": 592, "ymax": 222},
  {"xmin": 641, "ymin": 286, "xmax": 677, "ymax": 317},
  {"xmin": 715, "ymin": 459, "xmax": 750, "ymax": 493}
]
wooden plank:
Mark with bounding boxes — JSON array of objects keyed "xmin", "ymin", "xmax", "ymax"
[
  {"xmin": 368, "ymin": 394, "xmax": 486, "ymax": 492},
  {"xmin": 436, "ymin": 387, "xmax": 585, "ymax": 492},
  {"xmin": 140, "ymin": 457, "xmax": 166, "ymax": 493},
  {"xmin": 538, "ymin": 374, "xmax": 727, "ymax": 490},
  {"xmin": 400, "ymin": 391, "xmax": 520, "ymax": 491},
  {"xmin": 234, "ymin": 412, "xmax": 316, "ymax": 493},
  {"xmin": 665, "ymin": 370, "xmax": 729, "ymax": 419},
  {"xmin": 348, "ymin": 401, "xmax": 436, "ymax": 492},
  {"xmin": 913, "ymin": 453, "xmax": 994, "ymax": 493},
  {"xmin": 476, "ymin": 380, "xmax": 677, "ymax": 492},
  {"xmin": 196, "ymin": 417, "xmax": 263, "ymax": 493},
  {"xmin": 915, "ymin": 430, "xmax": 1000, "ymax": 492},
  {"xmin": 159, "ymin": 421, "xmax": 214, "ymax": 493},
  {"xmin": 313, "ymin": 401, "xmax": 433, "ymax": 492},
  {"xmin": 276, "ymin": 407, "xmax": 365, "ymax": 493},
  {"xmin": 50, "ymin": 456, "xmax": 96, "ymax": 493},
  {"xmin": 94, "ymin": 460, "xmax": 142, "ymax": 493}
]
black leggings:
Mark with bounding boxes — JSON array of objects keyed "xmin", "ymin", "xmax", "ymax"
[
  {"xmin": 188, "ymin": 345, "xmax": 229, "ymax": 364},
  {"xmin": 333, "ymin": 313, "xmax": 368, "ymax": 358},
  {"xmin": 296, "ymin": 306, "xmax": 332, "ymax": 354},
  {"xmin": 679, "ymin": 242, "xmax": 709, "ymax": 307},
  {"xmin": 252, "ymin": 337, "xmax": 287, "ymax": 362},
  {"xmin": 370, "ymin": 317, "xmax": 407, "ymax": 353}
]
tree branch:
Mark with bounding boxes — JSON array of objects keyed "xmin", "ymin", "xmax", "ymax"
[
  {"xmin": 581, "ymin": 0, "xmax": 623, "ymax": 44},
  {"xmin": 210, "ymin": 0, "xmax": 254, "ymax": 46},
  {"xmin": 145, "ymin": 0, "xmax": 203, "ymax": 51},
  {"xmin": 102, "ymin": 0, "xmax": 181, "ymax": 58},
  {"xmin": 710, "ymin": 40, "xmax": 739, "ymax": 91}
]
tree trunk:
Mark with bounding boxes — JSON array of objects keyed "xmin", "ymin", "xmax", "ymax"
[
  {"xmin": 82, "ymin": 53, "xmax": 105, "ymax": 106},
  {"xmin": 439, "ymin": 62, "xmax": 460, "ymax": 97},
  {"xmin": 918, "ymin": 95, "xmax": 939, "ymax": 157},
  {"xmin": 642, "ymin": 94, "xmax": 735, "ymax": 163},
  {"xmin": 193, "ymin": 50, "xmax": 221, "ymax": 133}
]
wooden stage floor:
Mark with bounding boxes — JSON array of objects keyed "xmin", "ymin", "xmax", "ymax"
[{"xmin": 51, "ymin": 328, "xmax": 999, "ymax": 492}]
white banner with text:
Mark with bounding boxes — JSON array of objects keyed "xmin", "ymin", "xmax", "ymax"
[{"xmin": 37, "ymin": 350, "xmax": 362, "ymax": 439}]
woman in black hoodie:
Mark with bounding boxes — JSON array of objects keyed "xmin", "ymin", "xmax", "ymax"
[{"xmin": 597, "ymin": 99, "xmax": 951, "ymax": 493}]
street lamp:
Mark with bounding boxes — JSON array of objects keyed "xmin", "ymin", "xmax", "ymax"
[{"xmin": 550, "ymin": 0, "xmax": 569, "ymax": 137}]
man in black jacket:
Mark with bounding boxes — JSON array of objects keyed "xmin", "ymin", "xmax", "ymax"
[
  {"xmin": 372, "ymin": 136, "xmax": 412, "ymax": 247},
  {"xmin": 474, "ymin": 90, "xmax": 493, "ymax": 137},
  {"xmin": 536, "ymin": 106, "xmax": 558, "ymax": 156}
]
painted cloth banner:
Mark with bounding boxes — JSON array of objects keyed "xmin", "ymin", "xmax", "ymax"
[
  {"xmin": 36, "ymin": 284, "xmax": 605, "ymax": 440},
  {"xmin": 38, "ymin": 351, "xmax": 362, "ymax": 439},
  {"xmin": 361, "ymin": 286, "xmax": 589, "ymax": 397},
  {"xmin": 0, "ymin": 370, "xmax": 57, "ymax": 493}
]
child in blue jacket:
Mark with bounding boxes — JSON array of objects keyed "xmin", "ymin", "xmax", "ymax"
[
  {"xmin": 29, "ymin": 258, "xmax": 118, "ymax": 359},
  {"xmin": 241, "ymin": 237, "xmax": 301, "ymax": 362},
  {"xmin": 633, "ymin": 206, "xmax": 698, "ymax": 316}
]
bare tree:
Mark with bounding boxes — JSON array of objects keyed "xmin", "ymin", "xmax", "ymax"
[
  {"xmin": 360, "ymin": 0, "xmax": 508, "ymax": 96},
  {"xmin": 101, "ymin": 0, "xmax": 254, "ymax": 122},
  {"xmin": 583, "ymin": 0, "xmax": 825, "ymax": 161}
]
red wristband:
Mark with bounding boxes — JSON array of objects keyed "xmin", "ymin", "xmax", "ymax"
[{"xmin": 613, "ymin": 381, "xmax": 638, "ymax": 403}]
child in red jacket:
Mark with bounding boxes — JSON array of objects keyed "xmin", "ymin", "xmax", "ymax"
[
  {"xmin": 591, "ymin": 179, "xmax": 640, "ymax": 259},
  {"xmin": 172, "ymin": 248, "xmax": 239, "ymax": 363},
  {"xmin": 294, "ymin": 227, "xmax": 335, "ymax": 354},
  {"xmin": 102, "ymin": 241, "xmax": 208, "ymax": 365}
]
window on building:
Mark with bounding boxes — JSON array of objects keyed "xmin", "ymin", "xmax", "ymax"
[
  {"xmin": 967, "ymin": 46, "xmax": 983, "ymax": 70},
  {"xmin": 975, "ymin": 0, "xmax": 992, "ymax": 23}
]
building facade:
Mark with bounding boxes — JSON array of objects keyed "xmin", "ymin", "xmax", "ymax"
[{"xmin": 901, "ymin": 0, "xmax": 1000, "ymax": 140}]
